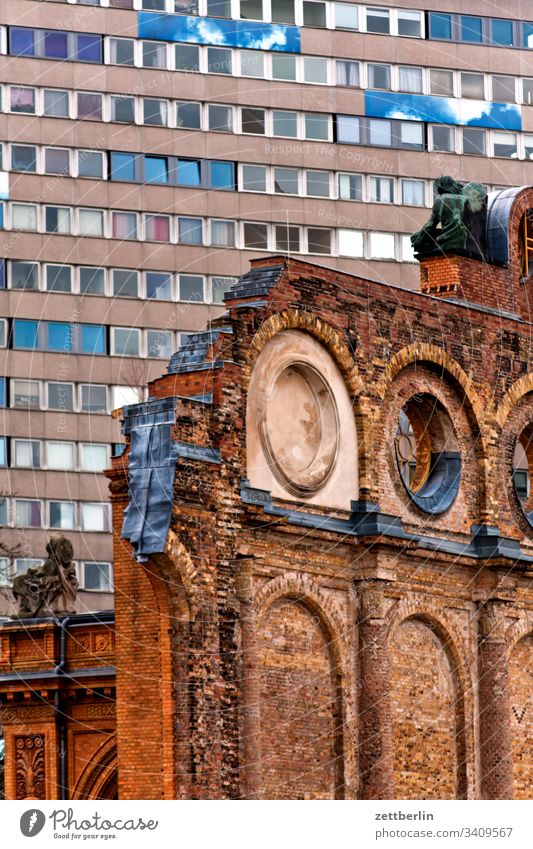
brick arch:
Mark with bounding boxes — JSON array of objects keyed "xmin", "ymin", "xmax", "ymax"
[
  {"xmin": 493, "ymin": 390, "xmax": 533, "ymax": 537},
  {"xmin": 495, "ymin": 374, "xmax": 533, "ymax": 429},
  {"xmin": 71, "ymin": 737, "xmax": 117, "ymax": 800},
  {"xmin": 386, "ymin": 602, "xmax": 471, "ymax": 799},
  {"xmin": 506, "ymin": 620, "xmax": 533, "ymax": 799},
  {"xmin": 505, "ymin": 617, "xmax": 533, "ymax": 653},
  {"xmin": 163, "ymin": 529, "xmax": 201, "ymax": 619}
]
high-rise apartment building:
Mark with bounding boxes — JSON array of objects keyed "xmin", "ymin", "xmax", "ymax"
[{"xmin": 0, "ymin": 0, "xmax": 532, "ymax": 612}]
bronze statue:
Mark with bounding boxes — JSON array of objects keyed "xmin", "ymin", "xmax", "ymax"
[
  {"xmin": 411, "ymin": 176, "xmax": 487, "ymax": 258},
  {"xmin": 11, "ymin": 537, "xmax": 78, "ymax": 619}
]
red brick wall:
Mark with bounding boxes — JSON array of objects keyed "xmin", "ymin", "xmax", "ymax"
[{"xmin": 509, "ymin": 635, "xmax": 533, "ymax": 799}]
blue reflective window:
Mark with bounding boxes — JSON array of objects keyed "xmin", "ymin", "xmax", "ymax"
[
  {"xmin": 428, "ymin": 13, "xmax": 451, "ymax": 40},
  {"xmin": 13, "ymin": 320, "xmax": 38, "ymax": 349},
  {"xmin": 47, "ymin": 323, "xmax": 72, "ymax": 351},
  {"xmin": 0, "ymin": 206, "xmax": 3, "ymax": 229},
  {"xmin": 110, "ymin": 152, "xmax": 136, "ymax": 181},
  {"xmin": 177, "ymin": 159, "xmax": 201, "ymax": 186},
  {"xmin": 10, "ymin": 28, "xmax": 35, "ymax": 56},
  {"xmin": 0, "ymin": 378, "xmax": 5, "ymax": 407},
  {"xmin": 523, "ymin": 22, "xmax": 533, "ymax": 48},
  {"xmin": 145, "ymin": 156, "xmax": 168, "ymax": 184},
  {"xmin": 0, "ymin": 437, "xmax": 6, "ymax": 467},
  {"xmin": 146, "ymin": 272, "xmax": 172, "ymax": 300},
  {"xmin": 461, "ymin": 16, "xmax": 483, "ymax": 43},
  {"xmin": 0, "ymin": 260, "xmax": 5, "ymax": 289},
  {"xmin": 491, "ymin": 19, "xmax": 513, "ymax": 46},
  {"xmin": 82, "ymin": 324, "xmax": 106, "ymax": 355},
  {"xmin": 209, "ymin": 160, "xmax": 234, "ymax": 189},
  {"xmin": 44, "ymin": 30, "xmax": 68, "ymax": 59},
  {"xmin": 76, "ymin": 34, "xmax": 102, "ymax": 63}
]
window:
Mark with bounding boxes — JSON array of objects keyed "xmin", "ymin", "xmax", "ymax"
[
  {"xmin": 178, "ymin": 217, "xmax": 203, "ymax": 244},
  {"xmin": 12, "ymin": 380, "xmax": 40, "ymax": 408},
  {"xmin": 368, "ymin": 63, "xmax": 391, "ymax": 90},
  {"xmin": 304, "ymin": 113, "xmax": 329, "ymax": 141},
  {"xmin": 11, "ymin": 261, "xmax": 39, "ymax": 290},
  {"xmin": 112, "ymin": 386, "xmax": 140, "ymax": 409},
  {"xmin": 241, "ymin": 107, "xmax": 265, "ymax": 135},
  {"xmin": 399, "ymin": 122, "xmax": 424, "ymax": 149},
  {"xmin": 81, "ymin": 504, "xmax": 109, "ymax": 532},
  {"xmin": 334, "ymin": 3, "xmax": 358, "ymax": 30},
  {"xmin": 81, "ymin": 384, "xmax": 107, "ymax": 413},
  {"xmin": 242, "ymin": 165, "xmax": 267, "ymax": 192},
  {"xmin": 48, "ymin": 383, "xmax": 74, "ymax": 411},
  {"xmin": 338, "ymin": 173, "xmax": 362, "ymax": 201},
  {"xmin": 111, "ymin": 152, "xmax": 136, "ymax": 182},
  {"xmin": 177, "ymin": 101, "xmax": 201, "ymax": 129},
  {"xmin": 47, "ymin": 440, "xmax": 75, "ymax": 470},
  {"xmin": 112, "ymin": 212, "xmax": 137, "ymax": 240},
  {"xmin": 178, "ymin": 274, "xmax": 204, "ymax": 301},
  {"xmin": 431, "ymin": 125, "xmax": 455, "ymax": 152},
  {"xmin": 13, "ymin": 320, "xmax": 38, "ymax": 349},
  {"xmin": 303, "ymin": 57, "xmax": 328, "ymax": 84},
  {"xmin": 177, "ymin": 159, "xmax": 201, "ymax": 186},
  {"xmin": 81, "ymin": 562, "xmax": 112, "ymax": 591},
  {"xmin": 273, "ymin": 110, "xmax": 298, "ymax": 137},
  {"xmin": 15, "ymin": 500, "xmax": 41, "ymax": 528},
  {"xmin": 307, "ymin": 228, "xmax": 331, "ymax": 254},
  {"xmin": 80, "ymin": 267, "xmax": 105, "ymax": 294},
  {"xmin": 78, "ymin": 151, "xmax": 104, "ymax": 179},
  {"xmin": 75, "ymin": 33, "xmax": 102, "ymax": 63},
  {"xmin": 175, "ymin": 0, "xmax": 198, "ymax": 11},
  {"xmin": 336, "ymin": 60, "xmax": 359, "ymax": 87},
  {"xmin": 461, "ymin": 73, "xmax": 484, "ymax": 99},
  {"xmin": 209, "ymin": 104, "xmax": 233, "ymax": 132},
  {"xmin": 275, "ymin": 224, "xmax": 300, "ymax": 253},
  {"xmin": 463, "ymin": 127, "xmax": 486, "ymax": 155},
  {"xmin": 273, "ymin": 168, "xmax": 299, "ymax": 195},
  {"xmin": 0, "ymin": 320, "xmax": 5, "ymax": 347},
  {"xmin": 145, "ymin": 156, "xmax": 169, "ymax": 184},
  {"xmin": 49, "ymin": 502, "xmax": 75, "ymax": 530},
  {"xmin": 523, "ymin": 79, "xmax": 533, "ymax": 106},
  {"xmin": 10, "ymin": 86, "xmax": 35, "ymax": 113},
  {"xmin": 402, "ymin": 179, "xmax": 425, "ymax": 206},
  {"xmin": 0, "ymin": 439, "xmax": 5, "ymax": 467},
  {"xmin": 11, "ymin": 145, "xmax": 37, "ymax": 172},
  {"xmin": 401, "ymin": 234, "xmax": 416, "ymax": 263},
  {"xmin": 430, "ymin": 69, "xmax": 454, "ymax": 97},
  {"xmin": 0, "ymin": 379, "xmax": 5, "ymax": 408},
  {"xmin": 47, "ymin": 322, "xmax": 72, "ymax": 352},
  {"xmin": 210, "ymin": 219, "xmax": 235, "ymax": 247},
  {"xmin": 146, "ymin": 272, "xmax": 172, "ymax": 300},
  {"xmin": 369, "ymin": 119, "xmax": 392, "ymax": 146},
  {"xmin": 523, "ymin": 22, "xmax": 533, "ymax": 49},
  {"xmin": 147, "ymin": 330, "xmax": 173, "ymax": 359},
  {"xmin": 369, "ymin": 176, "xmax": 393, "ymax": 203},
  {"xmin": 208, "ymin": 0, "xmax": 232, "ymax": 16},
  {"xmin": 336, "ymin": 115, "xmax": 360, "ymax": 144},
  {"xmin": 14, "ymin": 440, "xmax": 41, "ymax": 468},
  {"xmin": 306, "ymin": 170, "xmax": 329, "ymax": 197},
  {"xmin": 80, "ymin": 444, "xmax": 108, "ymax": 472},
  {"xmin": 338, "ymin": 229, "xmax": 364, "ymax": 258},
  {"xmin": 491, "ymin": 18, "xmax": 513, "ymax": 46},
  {"xmin": 111, "ymin": 96, "xmax": 135, "ymax": 123},
  {"xmin": 15, "ymin": 559, "xmax": 43, "ymax": 576},
  {"xmin": 369, "ymin": 232, "xmax": 395, "ymax": 259},
  {"xmin": 366, "ymin": 7, "xmax": 389, "ymax": 34},
  {"xmin": 112, "ymin": 328, "xmax": 140, "ymax": 357},
  {"xmin": 303, "ymin": 1, "xmax": 326, "ymax": 27},
  {"xmin": 493, "ymin": 132, "xmax": 517, "ymax": 158},
  {"xmin": 175, "ymin": 43, "xmax": 199, "ymax": 71},
  {"xmin": 524, "ymin": 135, "xmax": 533, "ymax": 160},
  {"xmin": 9, "ymin": 28, "xmax": 36, "ymax": 56},
  {"xmin": 272, "ymin": 54, "xmax": 296, "ymax": 81},
  {"xmin": 243, "ymin": 222, "xmax": 268, "ymax": 249},
  {"xmin": 429, "ymin": 13, "xmax": 452, "ymax": 40},
  {"xmin": 461, "ymin": 16, "xmax": 483, "ymax": 43},
  {"xmin": 0, "ymin": 559, "xmax": 9, "ymax": 586},
  {"xmin": 271, "ymin": 0, "xmax": 295, "ymax": 23},
  {"xmin": 399, "ymin": 66, "xmax": 423, "ymax": 93},
  {"xmin": 240, "ymin": 0, "xmax": 263, "ymax": 20},
  {"xmin": 211, "ymin": 276, "xmax": 236, "ymax": 303},
  {"xmin": 12, "ymin": 204, "xmax": 38, "ymax": 231},
  {"xmin": 144, "ymin": 99, "xmax": 168, "ymax": 126},
  {"xmin": 110, "ymin": 37, "xmax": 135, "ymax": 65},
  {"xmin": 77, "ymin": 92, "xmax": 102, "ymax": 121},
  {"xmin": 82, "ymin": 324, "xmax": 106, "ymax": 355},
  {"xmin": 146, "ymin": 214, "xmax": 170, "ymax": 242},
  {"xmin": 113, "ymin": 269, "xmax": 138, "ymax": 298},
  {"xmin": 46, "ymin": 265, "xmax": 72, "ymax": 292},
  {"xmin": 492, "ymin": 76, "xmax": 515, "ymax": 102},
  {"xmin": 142, "ymin": 40, "xmax": 167, "ymax": 69},
  {"xmin": 45, "ymin": 206, "xmax": 71, "ymax": 234},
  {"xmin": 79, "ymin": 209, "xmax": 104, "ymax": 237},
  {"xmin": 209, "ymin": 161, "xmax": 234, "ymax": 190},
  {"xmin": 398, "ymin": 10, "xmax": 422, "ymax": 37},
  {"xmin": 44, "ymin": 89, "xmax": 69, "ymax": 117},
  {"xmin": 240, "ymin": 51, "xmax": 264, "ymax": 78},
  {"xmin": 207, "ymin": 47, "xmax": 232, "ymax": 74},
  {"xmin": 44, "ymin": 148, "xmax": 70, "ymax": 175}
]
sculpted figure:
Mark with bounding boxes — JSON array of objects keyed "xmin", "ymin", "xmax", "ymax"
[
  {"xmin": 411, "ymin": 176, "xmax": 487, "ymax": 258},
  {"xmin": 11, "ymin": 537, "xmax": 78, "ymax": 619}
]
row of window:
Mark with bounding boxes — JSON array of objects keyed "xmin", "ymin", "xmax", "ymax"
[
  {"xmin": 0, "ymin": 497, "xmax": 110, "ymax": 532},
  {"xmin": 0, "ymin": 438, "xmax": 111, "ymax": 472},
  {"xmin": 0, "ymin": 203, "xmax": 416, "ymax": 261},
  {"xmin": 0, "ymin": 377, "xmax": 146, "ymax": 415},
  {"xmin": 0, "ymin": 557, "xmax": 112, "ymax": 592},
  {"xmin": 0, "ymin": 259, "xmax": 236, "ymax": 305}
]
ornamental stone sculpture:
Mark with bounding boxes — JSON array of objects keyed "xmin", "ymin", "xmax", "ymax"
[
  {"xmin": 411, "ymin": 176, "xmax": 487, "ymax": 259},
  {"xmin": 11, "ymin": 537, "xmax": 78, "ymax": 619}
]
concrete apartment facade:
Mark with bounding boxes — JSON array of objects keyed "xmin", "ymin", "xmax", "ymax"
[{"xmin": 1, "ymin": 0, "xmax": 533, "ymax": 612}]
